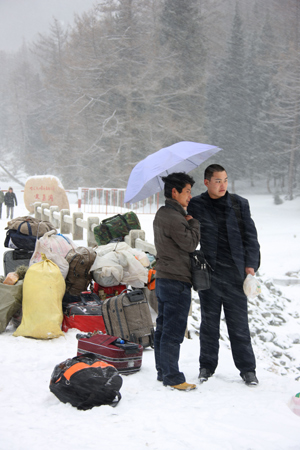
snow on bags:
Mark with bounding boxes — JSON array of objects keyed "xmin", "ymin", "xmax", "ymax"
[
  {"xmin": 243, "ymin": 274, "xmax": 261, "ymax": 299},
  {"xmin": 13, "ymin": 254, "xmax": 65, "ymax": 339},
  {"xmin": 29, "ymin": 230, "xmax": 76, "ymax": 279}
]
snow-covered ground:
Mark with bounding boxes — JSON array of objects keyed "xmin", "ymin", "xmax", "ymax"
[{"xmin": 0, "ymin": 190, "xmax": 300, "ymax": 450}]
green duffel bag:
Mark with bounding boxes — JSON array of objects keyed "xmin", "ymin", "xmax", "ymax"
[{"xmin": 94, "ymin": 211, "xmax": 141, "ymax": 246}]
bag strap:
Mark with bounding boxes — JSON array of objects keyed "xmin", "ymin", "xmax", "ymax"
[
  {"xmin": 101, "ymin": 214, "xmax": 131, "ymax": 241},
  {"xmin": 17, "ymin": 221, "xmax": 33, "ymax": 236},
  {"xmin": 229, "ymin": 194, "xmax": 245, "ymax": 242},
  {"xmin": 119, "ymin": 214, "xmax": 131, "ymax": 232}
]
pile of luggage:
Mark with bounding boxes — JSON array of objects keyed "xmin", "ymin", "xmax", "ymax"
[{"xmin": 0, "ymin": 213, "xmax": 157, "ymax": 408}]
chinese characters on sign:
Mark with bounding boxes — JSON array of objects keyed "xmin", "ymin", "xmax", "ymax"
[
  {"xmin": 30, "ymin": 185, "xmax": 55, "ymax": 204},
  {"xmin": 24, "ymin": 177, "xmax": 70, "ymax": 213}
]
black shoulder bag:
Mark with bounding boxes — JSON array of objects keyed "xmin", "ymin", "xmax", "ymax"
[{"xmin": 190, "ymin": 249, "xmax": 211, "ymax": 291}]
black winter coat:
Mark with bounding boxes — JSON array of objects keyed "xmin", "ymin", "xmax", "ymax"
[
  {"xmin": 4, "ymin": 191, "xmax": 17, "ymax": 207},
  {"xmin": 187, "ymin": 191, "xmax": 260, "ymax": 279}
]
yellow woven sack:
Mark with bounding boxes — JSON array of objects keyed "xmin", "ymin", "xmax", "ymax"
[{"xmin": 13, "ymin": 254, "xmax": 65, "ymax": 339}]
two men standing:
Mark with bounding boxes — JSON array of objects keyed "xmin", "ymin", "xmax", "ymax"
[{"xmin": 154, "ymin": 164, "xmax": 260, "ymax": 389}]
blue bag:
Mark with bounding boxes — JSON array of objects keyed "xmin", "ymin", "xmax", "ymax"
[{"xmin": 4, "ymin": 222, "xmax": 37, "ymax": 251}]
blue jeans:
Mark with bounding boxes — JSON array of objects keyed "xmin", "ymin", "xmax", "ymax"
[{"xmin": 154, "ymin": 278, "xmax": 192, "ymax": 386}]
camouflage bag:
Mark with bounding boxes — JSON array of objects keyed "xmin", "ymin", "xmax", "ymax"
[{"xmin": 93, "ymin": 212, "xmax": 141, "ymax": 246}]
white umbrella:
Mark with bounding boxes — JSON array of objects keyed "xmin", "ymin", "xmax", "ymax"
[{"xmin": 124, "ymin": 141, "xmax": 222, "ymax": 203}]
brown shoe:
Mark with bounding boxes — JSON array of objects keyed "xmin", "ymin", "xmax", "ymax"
[{"xmin": 170, "ymin": 382, "xmax": 197, "ymax": 391}]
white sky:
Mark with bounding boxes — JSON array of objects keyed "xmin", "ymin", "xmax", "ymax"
[{"xmin": 0, "ymin": 0, "xmax": 96, "ymax": 52}]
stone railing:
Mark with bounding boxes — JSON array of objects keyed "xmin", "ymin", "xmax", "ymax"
[{"xmin": 33, "ymin": 201, "xmax": 156, "ymax": 254}]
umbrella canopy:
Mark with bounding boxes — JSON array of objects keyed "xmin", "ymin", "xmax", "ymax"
[{"xmin": 124, "ymin": 141, "xmax": 222, "ymax": 203}]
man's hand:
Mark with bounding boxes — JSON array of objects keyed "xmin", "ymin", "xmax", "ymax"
[
  {"xmin": 245, "ymin": 267, "xmax": 255, "ymax": 276},
  {"xmin": 185, "ymin": 215, "xmax": 193, "ymax": 221}
]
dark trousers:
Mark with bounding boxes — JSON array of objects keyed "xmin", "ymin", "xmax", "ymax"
[
  {"xmin": 0, "ymin": 202, "xmax": 2, "ymax": 218},
  {"xmin": 199, "ymin": 266, "xmax": 256, "ymax": 375},
  {"xmin": 154, "ymin": 278, "xmax": 192, "ymax": 386}
]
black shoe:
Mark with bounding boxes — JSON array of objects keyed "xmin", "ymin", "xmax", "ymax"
[
  {"xmin": 241, "ymin": 371, "xmax": 259, "ymax": 386},
  {"xmin": 198, "ymin": 368, "xmax": 212, "ymax": 383}
]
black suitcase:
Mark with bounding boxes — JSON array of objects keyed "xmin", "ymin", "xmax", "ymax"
[
  {"xmin": 3, "ymin": 249, "xmax": 33, "ymax": 276},
  {"xmin": 77, "ymin": 333, "xmax": 143, "ymax": 375},
  {"xmin": 102, "ymin": 289, "xmax": 154, "ymax": 348}
]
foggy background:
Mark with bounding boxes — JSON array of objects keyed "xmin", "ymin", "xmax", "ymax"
[
  {"xmin": 0, "ymin": 0, "xmax": 299, "ymax": 199},
  {"xmin": 0, "ymin": 0, "xmax": 95, "ymax": 52}
]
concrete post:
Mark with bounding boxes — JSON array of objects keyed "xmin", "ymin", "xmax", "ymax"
[
  {"xmin": 124, "ymin": 229, "xmax": 146, "ymax": 248},
  {"xmin": 41, "ymin": 203, "xmax": 50, "ymax": 221},
  {"xmin": 87, "ymin": 217, "xmax": 99, "ymax": 247},
  {"xmin": 60, "ymin": 209, "xmax": 71, "ymax": 235},
  {"xmin": 34, "ymin": 202, "xmax": 42, "ymax": 220},
  {"xmin": 49, "ymin": 206, "xmax": 60, "ymax": 228},
  {"xmin": 73, "ymin": 212, "xmax": 84, "ymax": 240}
]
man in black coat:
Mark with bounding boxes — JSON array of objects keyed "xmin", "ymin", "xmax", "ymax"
[
  {"xmin": 187, "ymin": 164, "xmax": 260, "ymax": 386},
  {"xmin": 4, "ymin": 187, "xmax": 18, "ymax": 219}
]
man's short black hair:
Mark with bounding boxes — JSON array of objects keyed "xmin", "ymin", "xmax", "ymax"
[
  {"xmin": 204, "ymin": 164, "xmax": 226, "ymax": 181},
  {"xmin": 161, "ymin": 172, "xmax": 195, "ymax": 199}
]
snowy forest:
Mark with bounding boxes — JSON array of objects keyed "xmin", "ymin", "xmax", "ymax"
[{"xmin": 0, "ymin": 0, "xmax": 299, "ymax": 196}]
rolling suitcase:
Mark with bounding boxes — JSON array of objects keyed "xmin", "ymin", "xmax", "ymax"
[
  {"xmin": 77, "ymin": 332, "xmax": 143, "ymax": 375},
  {"xmin": 102, "ymin": 289, "xmax": 154, "ymax": 348},
  {"xmin": 3, "ymin": 249, "xmax": 33, "ymax": 276},
  {"xmin": 62, "ymin": 292, "xmax": 106, "ymax": 333}
]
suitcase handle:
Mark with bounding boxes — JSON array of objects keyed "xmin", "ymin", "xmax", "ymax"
[
  {"xmin": 114, "ymin": 340, "xmax": 140, "ymax": 354},
  {"xmin": 124, "ymin": 289, "xmax": 144, "ymax": 303}
]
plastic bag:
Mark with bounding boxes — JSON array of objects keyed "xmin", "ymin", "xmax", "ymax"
[
  {"xmin": 287, "ymin": 393, "xmax": 300, "ymax": 417},
  {"xmin": 30, "ymin": 230, "xmax": 76, "ymax": 279},
  {"xmin": 243, "ymin": 274, "xmax": 261, "ymax": 299},
  {"xmin": 131, "ymin": 249, "xmax": 150, "ymax": 267},
  {"xmin": 91, "ymin": 242, "xmax": 148, "ymax": 288},
  {"xmin": 13, "ymin": 254, "xmax": 65, "ymax": 339},
  {"xmin": 3, "ymin": 272, "xmax": 19, "ymax": 285}
]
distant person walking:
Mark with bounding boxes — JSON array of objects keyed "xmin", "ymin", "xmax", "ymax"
[
  {"xmin": 4, "ymin": 187, "xmax": 17, "ymax": 220},
  {"xmin": 0, "ymin": 187, "xmax": 4, "ymax": 219}
]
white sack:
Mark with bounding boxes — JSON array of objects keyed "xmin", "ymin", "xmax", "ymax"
[{"xmin": 91, "ymin": 242, "xmax": 148, "ymax": 288}]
